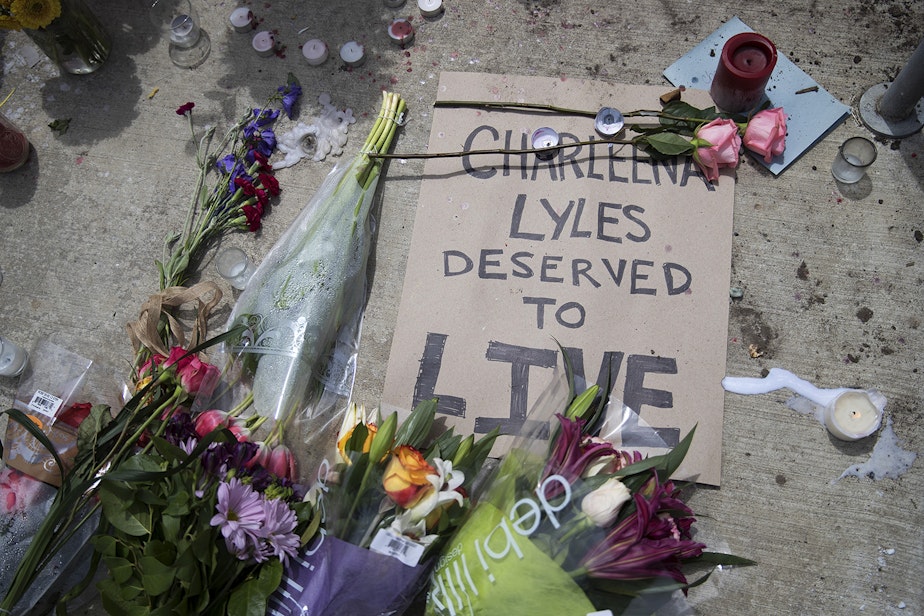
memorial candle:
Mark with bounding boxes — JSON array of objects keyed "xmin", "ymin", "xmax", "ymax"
[
  {"xmin": 252, "ymin": 30, "xmax": 276, "ymax": 56},
  {"xmin": 824, "ymin": 392, "xmax": 884, "ymax": 441},
  {"xmin": 709, "ymin": 32, "xmax": 777, "ymax": 113},
  {"xmin": 229, "ymin": 7, "xmax": 254, "ymax": 33}
]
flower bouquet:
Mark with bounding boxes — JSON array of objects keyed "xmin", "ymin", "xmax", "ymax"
[
  {"xmin": 267, "ymin": 399, "xmax": 499, "ymax": 616},
  {"xmin": 426, "ymin": 376, "xmax": 754, "ymax": 615}
]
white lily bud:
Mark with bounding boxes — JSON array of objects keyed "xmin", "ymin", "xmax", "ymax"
[{"xmin": 581, "ymin": 478, "xmax": 631, "ymax": 527}]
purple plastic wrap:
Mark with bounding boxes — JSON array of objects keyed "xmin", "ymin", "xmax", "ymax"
[{"xmin": 267, "ymin": 536, "xmax": 431, "ymax": 616}]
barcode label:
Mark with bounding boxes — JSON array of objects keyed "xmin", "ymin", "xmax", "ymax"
[
  {"xmin": 369, "ymin": 528, "xmax": 425, "ymax": 567},
  {"xmin": 27, "ymin": 389, "xmax": 64, "ymax": 418}
]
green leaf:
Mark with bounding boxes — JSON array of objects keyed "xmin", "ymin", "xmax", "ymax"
[
  {"xmin": 99, "ymin": 485, "xmax": 153, "ymax": 536},
  {"xmin": 100, "ymin": 555, "xmax": 136, "ymax": 585},
  {"xmin": 643, "ymin": 132, "xmax": 695, "ymax": 156},
  {"xmin": 693, "ymin": 551, "xmax": 757, "ymax": 567},
  {"xmin": 97, "ymin": 579, "xmax": 149, "ymax": 616},
  {"xmin": 140, "ymin": 554, "xmax": 177, "ymax": 597},
  {"xmin": 228, "ymin": 560, "xmax": 283, "ymax": 616},
  {"xmin": 394, "ymin": 398, "xmax": 437, "ymax": 447}
]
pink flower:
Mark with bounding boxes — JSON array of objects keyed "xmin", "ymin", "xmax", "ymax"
[
  {"xmin": 266, "ymin": 444, "xmax": 296, "ymax": 481},
  {"xmin": 743, "ymin": 107, "xmax": 787, "ymax": 163},
  {"xmin": 195, "ymin": 409, "xmax": 232, "ymax": 437},
  {"xmin": 176, "ymin": 102, "xmax": 195, "ymax": 116},
  {"xmin": 692, "ymin": 118, "xmax": 741, "ymax": 182},
  {"xmin": 176, "ymin": 355, "xmax": 220, "ymax": 396}
]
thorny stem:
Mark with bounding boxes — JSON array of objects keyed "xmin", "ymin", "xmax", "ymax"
[{"xmin": 365, "ymin": 136, "xmax": 640, "ymax": 160}]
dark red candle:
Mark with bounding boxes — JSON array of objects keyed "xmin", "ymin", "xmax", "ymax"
[
  {"xmin": 0, "ymin": 112, "xmax": 30, "ymax": 173},
  {"xmin": 709, "ymin": 32, "xmax": 777, "ymax": 113}
]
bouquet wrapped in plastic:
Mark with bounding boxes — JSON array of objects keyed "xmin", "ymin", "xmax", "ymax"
[
  {"xmin": 267, "ymin": 400, "xmax": 498, "ymax": 616},
  {"xmin": 426, "ymin": 375, "xmax": 754, "ymax": 615}
]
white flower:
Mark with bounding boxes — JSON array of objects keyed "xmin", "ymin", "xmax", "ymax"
[{"xmin": 580, "ymin": 478, "xmax": 631, "ymax": 527}]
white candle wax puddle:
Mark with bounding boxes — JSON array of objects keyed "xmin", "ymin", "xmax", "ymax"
[
  {"xmin": 722, "ymin": 367, "xmax": 885, "ymax": 441},
  {"xmin": 832, "ymin": 417, "xmax": 917, "ymax": 483}
]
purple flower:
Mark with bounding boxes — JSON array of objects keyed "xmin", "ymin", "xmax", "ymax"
[
  {"xmin": 277, "ymin": 81, "xmax": 302, "ymax": 119},
  {"xmin": 210, "ymin": 478, "xmax": 266, "ymax": 559},
  {"xmin": 576, "ymin": 476, "xmax": 705, "ymax": 587},
  {"xmin": 541, "ymin": 414, "xmax": 618, "ymax": 492},
  {"xmin": 164, "ymin": 412, "xmax": 199, "ymax": 447},
  {"xmin": 260, "ymin": 497, "xmax": 300, "ymax": 564},
  {"xmin": 201, "ymin": 439, "xmax": 259, "ymax": 477}
]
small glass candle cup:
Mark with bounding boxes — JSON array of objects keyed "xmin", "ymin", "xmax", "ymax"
[
  {"xmin": 0, "ymin": 336, "xmax": 29, "ymax": 378},
  {"xmin": 831, "ymin": 136, "xmax": 877, "ymax": 184},
  {"xmin": 710, "ymin": 32, "xmax": 778, "ymax": 114},
  {"xmin": 215, "ymin": 247, "xmax": 256, "ymax": 290},
  {"xmin": 150, "ymin": 0, "xmax": 211, "ymax": 68}
]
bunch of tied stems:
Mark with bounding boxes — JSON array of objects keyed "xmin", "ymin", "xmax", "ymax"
[
  {"xmin": 229, "ymin": 90, "xmax": 406, "ymax": 421},
  {"xmin": 0, "ymin": 336, "xmax": 238, "ymax": 614}
]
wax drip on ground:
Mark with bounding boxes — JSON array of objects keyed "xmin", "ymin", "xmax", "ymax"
[
  {"xmin": 830, "ymin": 417, "xmax": 917, "ymax": 483},
  {"xmin": 274, "ymin": 93, "xmax": 356, "ymax": 168}
]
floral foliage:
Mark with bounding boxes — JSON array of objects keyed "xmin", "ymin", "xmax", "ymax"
[
  {"xmin": 307, "ymin": 400, "xmax": 498, "ymax": 562},
  {"xmin": 426, "ymin": 384, "xmax": 755, "ymax": 615}
]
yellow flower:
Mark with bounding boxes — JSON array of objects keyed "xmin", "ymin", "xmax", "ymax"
[
  {"xmin": 0, "ymin": 14, "xmax": 22, "ymax": 29},
  {"xmin": 10, "ymin": 0, "xmax": 60, "ymax": 29}
]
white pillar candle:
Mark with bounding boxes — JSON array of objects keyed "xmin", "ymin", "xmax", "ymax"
[
  {"xmin": 229, "ymin": 7, "xmax": 253, "ymax": 33},
  {"xmin": 301, "ymin": 38, "xmax": 328, "ymax": 65},
  {"xmin": 339, "ymin": 41, "xmax": 365, "ymax": 67},
  {"xmin": 418, "ymin": 0, "xmax": 444, "ymax": 18},
  {"xmin": 252, "ymin": 30, "xmax": 276, "ymax": 56},
  {"xmin": 824, "ymin": 391, "xmax": 884, "ymax": 441},
  {"xmin": 387, "ymin": 18, "xmax": 415, "ymax": 47}
]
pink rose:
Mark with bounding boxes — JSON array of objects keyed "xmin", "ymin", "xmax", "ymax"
[
  {"xmin": 693, "ymin": 118, "xmax": 741, "ymax": 182},
  {"xmin": 743, "ymin": 107, "xmax": 786, "ymax": 163},
  {"xmin": 176, "ymin": 355, "xmax": 220, "ymax": 396}
]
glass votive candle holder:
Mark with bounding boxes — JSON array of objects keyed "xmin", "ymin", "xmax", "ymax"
[
  {"xmin": 215, "ymin": 247, "xmax": 256, "ymax": 290},
  {"xmin": 831, "ymin": 136, "xmax": 877, "ymax": 184},
  {"xmin": 0, "ymin": 336, "xmax": 29, "ymax": 377}
]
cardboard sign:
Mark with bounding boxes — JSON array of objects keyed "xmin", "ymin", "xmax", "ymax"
[{"xmin": 382, "ymin": 72, "xmax": 734, "ymax": 485}]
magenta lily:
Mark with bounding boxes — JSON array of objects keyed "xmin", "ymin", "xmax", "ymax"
[{"xmin": 574, "ymin": 476, "xmax": 705, "ymax": 587}]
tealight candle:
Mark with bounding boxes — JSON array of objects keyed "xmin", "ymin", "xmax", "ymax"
[
  {"xmin": 339, "ymin": 40, "xmax": 365, "ymax": 67},
  {"xmin": 418, "ymin": 0, "xmax": 444, "ymax": 18},
  {"xmin": 387, "ymin": 18, "xmax": 415, "ymax": 47},
  {"xmin": 302, "ymin": 38, "xmax": 328, "ymax": 65},
  {"xmin": 709, "ymin": 31, "xmax": 777, "ymax": 113},
  {"xmin": 252, "ymin": 30, "xmax": 276, "ymax": 56},
  {"xmin": 229, "ymin": 7, "xmax": 254, "ymax": 33},
  {"xmin": 594, "ymin": 107, "xmax": 625, "ymax": 137},
  {"xmin": 531, "ymin": 127, "xmax": 560, "ymax": 161},
  {"xmin": 824, "ymin": 391, "xmax": 884, "ymax": 441}
]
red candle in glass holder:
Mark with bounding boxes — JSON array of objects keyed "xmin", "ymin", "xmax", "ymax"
[
  {"xmin": 0, "ymin": 112, "xmax": 30, "ymax": 173},
  {"xmin": 709, "ymin": 32, "xmax": 777, "ymax": 113}
]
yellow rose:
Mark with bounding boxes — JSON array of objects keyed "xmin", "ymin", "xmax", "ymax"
[{"xmin": 382, "ymin": 445, "xmax": 435, "ymax": 508}]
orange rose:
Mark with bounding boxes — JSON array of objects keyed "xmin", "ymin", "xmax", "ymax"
[{"xmin": 382, "ymin": 446, "xmax": 435, "ymax": 508}]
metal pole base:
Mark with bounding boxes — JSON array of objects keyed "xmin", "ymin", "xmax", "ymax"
[{"xmin": 859, "ymin": 82, "xmax": 924, "ymax": 139}]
